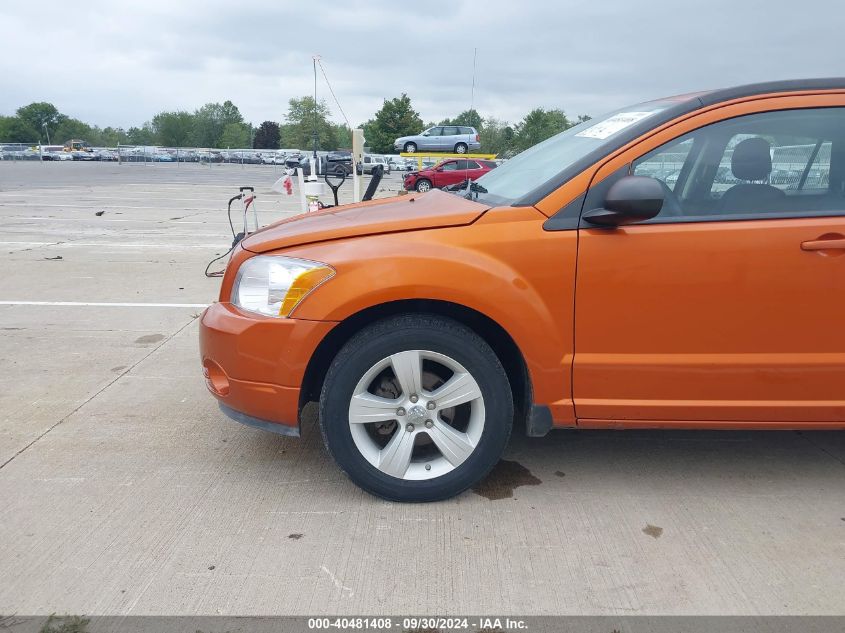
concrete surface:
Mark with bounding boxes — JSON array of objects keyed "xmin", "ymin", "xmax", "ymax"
[{"xmin": 0, "ymin": 162, "xmax": 843, "ymax": 616}]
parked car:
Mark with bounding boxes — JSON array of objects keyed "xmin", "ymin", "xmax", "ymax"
[
  {"xmin": 194, "ymin": 150, "xmax": 223, "ymax": 163},
  {"xmin": 200, "ymin": 78, "xmax": 845, "ymax": 502},
  {"xmin": 394, "ymin": 126, "xmax": 481, "ymax": 154},
  {"xmin": 96, "ymin": 149, "xmax": 119, "ymax": 162},
  {"xmin": 325, "ymin": 151, "xmax": 353, "ymax": 176},
  {"xmin": 404, "ymin": 158, "xmax": 496, "ymax": 192},
  {"xmin": 359, "ymin": 154, "xmax": 391, "ymax": 175},
  {"xmin": 387, "ymin": 156, "xmax": 412, "ymax": 171},
  {"xmin": 261, "ymin": 152, "xmax": 286, "ymax": 165}
]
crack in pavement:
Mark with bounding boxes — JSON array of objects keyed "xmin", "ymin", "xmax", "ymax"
[{"xmin": 0, "ymin": 314, "xmax": 200, "ymax": 471}]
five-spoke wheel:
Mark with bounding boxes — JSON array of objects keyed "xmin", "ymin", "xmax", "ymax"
[
  {"xmin": 348, "ymin": 350, "xmax": 485, "ymax": 480},
  {"xmin": 319, "ymin": 315, "xmax": 513, "ymax": 502}
]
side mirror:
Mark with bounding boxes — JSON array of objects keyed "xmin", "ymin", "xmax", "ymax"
[
  {"xmin": 435, "ymin": 167, "xmax": 444, "ymax": 172},
  {"xmin": 582, "ymin": 176, "xmax": 664, "ymax": 227}
]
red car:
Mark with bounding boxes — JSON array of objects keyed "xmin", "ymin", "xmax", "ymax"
[{"xmin": 404, "ymin": 158, "xmax": 497, "ymax": 192}]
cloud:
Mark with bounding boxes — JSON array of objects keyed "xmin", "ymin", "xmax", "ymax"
[{"xmin": 0, "ymin": 0, "xmax": 841, "ymax": 129}]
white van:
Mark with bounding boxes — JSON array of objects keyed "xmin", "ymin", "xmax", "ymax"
[{"xmin": 360, "ymin": 154, "xmax": 391, "ymax": 175}]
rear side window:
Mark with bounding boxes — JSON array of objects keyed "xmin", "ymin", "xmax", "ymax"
[
  {"xmin": 632, "ymin": 107, "xmax": 844, "ymax": 220},
  {"xmin": 465, "ymin": 160, "xmax": 480, "ymax": 169},
  {"xmin": 443, "ymin": 127, "xmax": 459, "ymax": 136},
  {"xmin": 459, "ymin": 127, "xmax": 474, "ymax": 134}
]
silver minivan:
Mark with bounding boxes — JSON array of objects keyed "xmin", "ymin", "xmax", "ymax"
[
  {"xmin": 359, "ymin": 155, "xmax": 392, "ymax": 175},
  {"xmin": 394, "ymin": 126, "xmax": 481, "ymax": 154}
]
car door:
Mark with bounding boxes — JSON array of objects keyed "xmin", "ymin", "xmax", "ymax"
[
  {"xmin": 421, "ymin": 127, "xmax": 442, "ymax": 150},
  {"xmin": 463, "ymin": 159, "xmax": 482, "ymax": 180},
  {"xmin": 445, "ymin": 160, "xmax": 481, "ymax": 186},
  {"xmin": 433, "ymin": 160, "xmax": 461, "ymax": 187},
  {"xmin": 573, "ymin": 102, "xmax": 845, "ymax": 426},
  {"xmin": 441, "ymin": 126, "xmax": 459, "ymax": 151}
]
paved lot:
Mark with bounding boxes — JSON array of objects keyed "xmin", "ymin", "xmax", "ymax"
[{"xmin": 0, "ymin": 162, "xmax": 843, "ymax": 616}]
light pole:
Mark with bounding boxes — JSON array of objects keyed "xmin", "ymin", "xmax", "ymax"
[{"xmin": 42, "ymin": 123, "xmax": 51, "ymax": 145}]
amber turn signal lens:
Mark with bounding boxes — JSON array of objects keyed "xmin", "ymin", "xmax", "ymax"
[{"xmin": 278, "ymin": 266, "xmax": 335, "ymax": 317}]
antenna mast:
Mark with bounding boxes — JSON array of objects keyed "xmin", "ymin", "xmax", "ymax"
[
  {"xmin": 312, "ymin": 55, "xmax": 320, "ymax": 161},
  {"xmin": 470, "ymin": 47, "xmax": 477, "ymax": 115}
]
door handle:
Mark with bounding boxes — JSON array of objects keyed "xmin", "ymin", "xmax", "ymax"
[{"xmin": 801, "ymin": 236, "xmax": 845, "ymax": 251}]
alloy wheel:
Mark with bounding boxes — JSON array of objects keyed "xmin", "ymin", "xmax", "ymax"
[{"xmin": 347, "ymin": 350, "xmax": 485, "ymax": 480}]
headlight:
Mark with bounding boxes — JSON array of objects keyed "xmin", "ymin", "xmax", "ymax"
[{"xmin": 231, "ymin": 256, "xmax": 334, "ymax": 318}]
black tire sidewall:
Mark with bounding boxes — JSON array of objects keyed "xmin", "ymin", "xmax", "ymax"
[
  {"xmin": 455, "ymin": 143, "xmax": 467, "ymax": 153},
  {"xmin": 416, "ymin": 179, "xmax": 431, "ymax": 192},
  {"xmin": 320, "ymin": 318, "xmax": 512, "ymax": 502},
  {"xmin": 405, "ymin": 143, "xmax": 416, "ymax": 153}
]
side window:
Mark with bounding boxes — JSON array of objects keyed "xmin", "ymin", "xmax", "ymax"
[
  {"xmin": 441, "ymin": 161, "xmax": 459, "ymax": 171},
  {"xmin": 459, "ymin": 127, "xmax": 473, "ymax": 135},
  {"xmin": 443, "ymin": 126, "xmax": 459, "ymax": 137},
  {"xmin": 632, "ymin": 138, "xmax": 693, "ymax": 192},
  {"xmin": 465, "ymin": 160, "xmax": 480, "ymax": 169},
  {"xmin": 427, "ymin": 127, "xmax": 442, "ymax": 137},
  {"xmin": 631, "ymin": 107, "xmax": 843, "ymax": 220}
]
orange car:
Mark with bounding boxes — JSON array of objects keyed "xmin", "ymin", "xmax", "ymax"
[{"xmin": 200, "ymin": 79, "xmax": 845, "ymax": 501}]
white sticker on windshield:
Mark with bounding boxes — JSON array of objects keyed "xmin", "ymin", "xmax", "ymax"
[{"xmin": 575, "ymin": 111, "xmax": 655, "ymax": 140}]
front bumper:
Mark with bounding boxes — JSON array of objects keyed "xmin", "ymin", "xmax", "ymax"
[{"xmin": 199, "ymin": 302, "xmax": 337, "ymax": 432}]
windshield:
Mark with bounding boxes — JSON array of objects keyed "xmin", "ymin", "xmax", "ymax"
[{"xmin": 473, "ymin": 101, "xmax": 676, "ymax": 205}]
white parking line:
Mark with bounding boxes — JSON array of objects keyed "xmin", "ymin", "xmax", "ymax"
[
  {"xmin": 0, "ymin": 241, "xmax": 228, "ymax": 248},
  {"xmin": 0, "ymin": 301, "xmax": 209, "ymax": 308},
  {"xmin": 9, "ymin": 217, "xmax": 220, "ymax": 224},
  {"xmin": 0, "ymin": 203, "xmax": 222, "ymax": 211}
]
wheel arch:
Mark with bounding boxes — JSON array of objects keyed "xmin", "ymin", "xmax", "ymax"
[{"xmin": 299, "ymin": 299, "xmax": 532, "ymax": 433}]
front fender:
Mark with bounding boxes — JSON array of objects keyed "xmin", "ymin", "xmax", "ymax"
[{"xmin": 280, "ymin": 207, "xmax": 578, "ymax": 422}]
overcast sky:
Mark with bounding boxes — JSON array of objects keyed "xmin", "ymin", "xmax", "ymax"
[{"xmin": 1, "ymin": 1, "xmax": 842, "ymax": 129}]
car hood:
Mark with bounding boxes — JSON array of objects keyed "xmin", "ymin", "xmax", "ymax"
[{"xmin": 241, "ymin": 189, "xmax": 490, "ymax": 253}]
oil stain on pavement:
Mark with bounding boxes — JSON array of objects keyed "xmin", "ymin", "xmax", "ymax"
[
  {"xmin": 472, "ymin": 459, "xmax": 542, "ymax": 500},
  {"xmin": 642, "ymin": 524, "xmax": 664, "ymax": 539},
  {"xmin": 134, "ymin": 333, "xmax": 165, "ymax": 344}
]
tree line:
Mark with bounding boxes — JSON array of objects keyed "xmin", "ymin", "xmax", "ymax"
[{"xmin": 1, "ymin": 94, "xmax": 589, "ymax": 156}]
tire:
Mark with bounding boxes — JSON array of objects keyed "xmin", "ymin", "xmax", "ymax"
[
  {"xmin": 454, "ymin": 143, "xmax": 468, "ymax": 154},
  {"xmin": 319, "ymin": 314, "xmax": 513, "ymax": 502},
  {"xmin": 404, "ymin": 142, "xmax": 417, "ymax": 153},
  {"xmin": 415, "ymin": 178, "xmax": 432, "ymax": 192}
]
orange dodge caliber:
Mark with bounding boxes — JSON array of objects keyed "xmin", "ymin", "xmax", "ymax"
[{"xmin": 201, "ymin": 79, "xmax": 845, "ymax": 501}]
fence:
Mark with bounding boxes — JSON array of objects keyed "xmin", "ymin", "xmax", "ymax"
[
  {"xmin": 0, "ymin": 142, "xmax": 422, "ymax": 183},
  {"xmin": 0, "ymin": 142, "xmax": 305, "ymax": 169},
  {"xmin": 115, "ymin": 145, "xmax": 296, "ymax": 168},
  {"xmin": 0, "ymin": 142, "xmax": 43, "ymax": 161}
]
